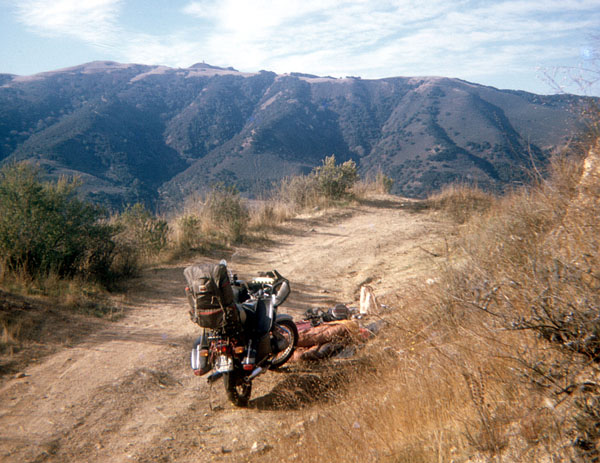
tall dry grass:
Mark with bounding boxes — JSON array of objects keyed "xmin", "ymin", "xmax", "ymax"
[
  {"xmin": 277, "ymin": 174, "xmax": 326, "ymax": 211},
  {"xmin": 247, "ymin": 200, "xmax": 294, "ymax": 232},
  {"xmin": 431, "ymin": 150, "xmax": 599, "ymax": 461},
  {"xmin": 257, "ymin": 145, "xmax": 599, "ymax": 462},
  {"xmin": 352, "ymin": 169, "xmax": 395, "ymax": 197},
  {"xmin": 425, "ymin": 183, "xmax": 494, "ymax": 224},
  {"xmin": 259, "ymin": 290, "xmax": 562, "ymax": 462},
  {"xmin": 275, "ymin": 155, "xmax": 361, "ymax": 212},
  {"xmin": 168, "ymin": 157, "xmax": 370, "ymax": 252},
  {"xmin": 168, "ymin": 185, "xmax": 250, "ymax": 257}
]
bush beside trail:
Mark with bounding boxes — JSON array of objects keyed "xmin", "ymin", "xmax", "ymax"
[
  {"xmin": 0, "ymin": 155, "xmax": 365, "ymax": 291},
  {"xmin": 0, "ymin": 163, "xmax": 116, "ymax": 283},
  {"xmin": 277, "ymin": 155, "xmax": 359, "ymax": 210},
  {"xmin": 0, "ymin": 164, "xmax": 176, "ymax": 297}
]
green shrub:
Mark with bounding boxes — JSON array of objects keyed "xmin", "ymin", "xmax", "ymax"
[
  {"xmin": 313, "ymin": 155, "xmax": 358, "ymax": 199},
  {"xmin": 107, "ymin": 240, "xmax": 140, "ymax": 279},
  {"xmin": 277, "ymin": 155, "xmax": 359, "ymax": 210},
  {"xmin": 0, "ymin": 163, "xmax": 116, "ymax": 281},
  {"xmin": 174, "ymin": 214, "xmax": 202, "ymax": 251},
  {"xmin": 115, "ymin": 203, "xmax": 168, "ymax": 257},
  {"xmin": 203, "ymin": 183, "xmax": 249, "ymax": 243}
]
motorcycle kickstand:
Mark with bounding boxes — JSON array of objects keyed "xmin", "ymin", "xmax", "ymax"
[{"xmin": 206, "ymin": 370, "xmax": 224, "ymax": 384}]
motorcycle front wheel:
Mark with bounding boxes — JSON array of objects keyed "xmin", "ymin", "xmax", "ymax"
[
  {"xmin": 269, "ymin": 319, "xmax": 298, "ymax": 370},
  {"xmin": 224, "ymin": 369, "xmax": 252, "ymax": 407}
]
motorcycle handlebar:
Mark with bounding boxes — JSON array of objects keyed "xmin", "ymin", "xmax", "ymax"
[{"xmin": 235, "ymin": 270, "xmax": 290, "ymax": 306}]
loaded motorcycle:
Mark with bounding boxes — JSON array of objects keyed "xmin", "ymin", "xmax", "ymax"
[{"xmin": 184, "ymin": 262, "xmax": 298, "ymax": 406}]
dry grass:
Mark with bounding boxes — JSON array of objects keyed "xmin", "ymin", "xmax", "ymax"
[
  {"xmin": 166, "ymin": 187, "xmax": 250, "ymax": 257},
  {"xmin": 0, "ymin": 296, "xmax": 122, "ymax": 378},
  {"xmin": 254, "ymin": 144, "xmax": 599, "ymax": 462},
  {"xmin": 259, "ymin": 290, "xmax": 568, "ymax": 463},
  {"xmin": 163, "ymin": 159, "xmax": 383, "ymax": 258},
  {"xmin": 425, "ymin": 183, "xmax": 495, "ymax": 224},
  {"xmin": 276, "ymin": 174, "xmax": 333, "ymax": 211},
  {"xmin": 247, "ymin": 200, "xmax": 295, "ymax": 233},
  {"xmin": 352, "ymin": 170, "xmax": 394, "ymax": 197},
  {"xmin": 432, "ymin": 151, "xmax": 599, "ymax": 460},
  {"xmin": 0, "ymin": 256, "xmax": 122, "ymax": 373},
  {"xmin": 0, "ymin": 269, "xmax": 117, "ymax": 313},
  {"xmin": 168, "ymin": 170, "xmax": 362, "ymax": 255},
  {"xmin": 2, "ymin": 142, "xmax": 596, "ymax": 459}
]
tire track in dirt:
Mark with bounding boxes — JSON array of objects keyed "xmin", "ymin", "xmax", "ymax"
[{"xmin": 0, "ymin": 196, "xmax": 449, "ymax": 462}]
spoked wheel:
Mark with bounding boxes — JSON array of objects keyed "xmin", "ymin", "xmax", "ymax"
[
  {"xmin": 224, "ymin": 368, "xmax": 252, "ymax": 407},
  {"xmin": 269, "ymin": 319, "xmax": 298, "ymax": 370}
]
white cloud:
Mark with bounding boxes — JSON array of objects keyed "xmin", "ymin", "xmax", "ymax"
[
  {"xmin": 178, "ymin": 0, "xmax": 461, "ymax": 73},
  {"xmin": 174, "ymin": 0, "xmax": 600, "ymax": 79},
  {"xmin": 10, "ymin": 0, "xmax": 600, "ymax": 92},
  {"xmin": 15, "ymin": 0, "xmax": 122, "ymax": 44},
  {"xmin": 122, "ymin": 32, "xmax": 204, "ymax": 68}
]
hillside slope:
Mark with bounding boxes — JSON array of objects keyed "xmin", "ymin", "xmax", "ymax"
[{"xmin": 0, "ymin": 61, "xmax": 587, "ymax": 208}]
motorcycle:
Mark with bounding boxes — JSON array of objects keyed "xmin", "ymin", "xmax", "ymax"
[{"xmin": 187, "ymin": 266, "xmax": 298, "ymax": 407}]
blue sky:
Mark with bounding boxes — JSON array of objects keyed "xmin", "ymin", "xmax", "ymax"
[{"xmin": 1, "ymin": 0, "xmax": 599, "ymax": 95}]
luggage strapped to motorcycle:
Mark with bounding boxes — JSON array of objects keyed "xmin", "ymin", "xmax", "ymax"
[{"xmin": 184, "ymin": 263, "xmax": 236, "ymax": 329}]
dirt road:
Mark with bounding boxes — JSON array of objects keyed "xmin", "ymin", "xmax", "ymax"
[{"xmin": 0, "ymin": 196, "xmax": 449, "ymax": 462}]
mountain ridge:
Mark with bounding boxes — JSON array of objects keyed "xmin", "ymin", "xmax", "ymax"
[{"xmin": 0, "ymin": 61, "xmax": 588, "ymax": 209}]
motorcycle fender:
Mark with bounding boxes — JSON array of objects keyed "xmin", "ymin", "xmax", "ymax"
[{"xmin": 275, "ymin": 313, "xmax": 294, "ymax": 323}]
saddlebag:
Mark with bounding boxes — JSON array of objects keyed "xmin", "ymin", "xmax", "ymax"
[{"xmin": 184, "ymin": 263, "xmax": 234, "ymax": 329}]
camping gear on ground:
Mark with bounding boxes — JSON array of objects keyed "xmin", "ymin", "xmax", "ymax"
[
  {"xmin": 185, "ymin": 262, "xmax": 298, "ymax": 407},
  {"xmin": 327, "ymin": 303, "xmax": 351, "ymax": 321},
  {"xmin": 302, "ymin": 304, "xmax": 354, "ymax": 326},
  {"xmin": 292, "ymin": 319, "xmax": 370, "ymax": 362}
]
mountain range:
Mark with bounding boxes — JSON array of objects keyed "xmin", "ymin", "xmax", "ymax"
[{"xmin": 0, "ymin": 61, "xmax": 588, "ymax": 209}]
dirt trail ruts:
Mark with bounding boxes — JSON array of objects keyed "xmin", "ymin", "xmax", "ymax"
[{"xmin": 0, "ymin": 196, "xmax": 449, "ymax": 462}]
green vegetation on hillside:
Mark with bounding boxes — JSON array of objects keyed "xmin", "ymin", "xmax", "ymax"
[
  {"xmin": 0, "ymin": 163, "xmax": 115, "ymax": 282},
  {"xmin": 1, "ymin": 62, "xmax": 587, "ymax": 208},
  {"xmin": 0, "ymin": 155, "xmax": 364, "ymax": 301}
]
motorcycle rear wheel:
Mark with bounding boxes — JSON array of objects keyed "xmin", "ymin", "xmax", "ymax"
[
  {"xmin": 269, "ymin": 319, "xmax": 298, "ymax": 370},
  {"xmin": 224, "ymin": 369, "xmax": 252, "ymax": 407}
]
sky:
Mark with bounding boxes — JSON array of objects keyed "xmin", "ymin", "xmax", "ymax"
[{"xmin": 1, "ymin": 0, "xmax": 599, "ymax": 95}]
